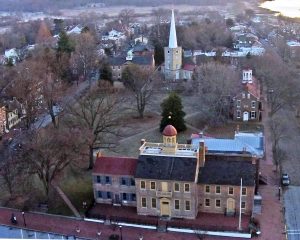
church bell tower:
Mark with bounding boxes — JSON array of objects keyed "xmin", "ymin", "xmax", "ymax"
[{"xmin": 164, "ymin": 10, "xmax": 182, "ymax": 80}]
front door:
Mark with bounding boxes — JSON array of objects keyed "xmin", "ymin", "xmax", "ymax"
[
  {"xmin": 227, "ymin": 198, "xmax": 235, "ymax": 215},
  {"xmin": 243, "ymin": 111, "xmax": 249, "ymax": 122},
  {"xmin": 160, "ymin": 200, "xmax": 170, "ymax": 216}
]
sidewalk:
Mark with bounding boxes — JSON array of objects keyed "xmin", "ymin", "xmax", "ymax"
[
  {"xmin": 0, "ymin": 207, "xmax": 247, "ymax": 240},
  {"xmin": 254, "ymin": 91, "xmax": 285, "ymax": 240}
]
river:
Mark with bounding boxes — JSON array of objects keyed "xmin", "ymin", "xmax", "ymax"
[{"xmin": 260, "ymin": 0, "xmax": 300, "ymax": 18}]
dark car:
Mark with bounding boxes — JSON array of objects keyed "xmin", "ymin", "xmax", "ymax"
[{"xmin": 282, "ymin": 173, "xmax": 290, "ymax": 186}]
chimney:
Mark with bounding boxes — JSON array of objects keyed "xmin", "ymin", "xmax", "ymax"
[
  {"xmin": 140, "ymin": 139, "xmax": 146, "ymax": 146},
  {"xmin": 198, "ymin": 140, "xmax": 206, "ymax": 167}
]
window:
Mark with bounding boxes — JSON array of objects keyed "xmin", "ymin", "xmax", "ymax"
[
  {"xmin": 121, "ymin": 177, "xmax": 127, "ymax": 185},
  {"xmin": 97, "ymin": 191, "xmax": 102, "ymax": 198},
  {"xmin": 242, "ymin": 93, "xmax": 245, "ymax": 99},
  {"xmin": 228, "ymin": 187, "xmax": 234, "ymax": 195},
  {"xmin": 107, "ymin": 192, "xmax": 111, "ymax": 199},
  {"xmin": 185, "ymin": 200, "xmax": 191, "ymax": 211},
  {"xmin": 215, "ymin": 199, "xmax": 221, "ymax": 208},
  {"xmin": 112, "ymin": 66, "xmax": 115, "ymax": 70},
  {"xmin": 167, "ymin": 50, "xmax": 170, "ymax": 54},
  {"xmin": 122, "ymin": 193, "xmax": 127, "ymax": 200},
  {"xmin": 205, "ymin": 199, "xmax": 210, "ymax": 207},
  {"xmin": 241, "ymin": 201, "xmax": 246, "ymax": 209},
  {"xmin": 215, "ymin": 186, "xmax": 221, "ymax": 194},
  {"xmin": 105, "ymin": 176, "xmax": 111, "ymax": 184},
  {"xmin": 131, "ymin": 193, "xmax": 136, "ymax": 201},
  {"xmin": 237, "ymin": 100, "xmax": 241, "ymax": 108},
  {"xmin": 174, "ymin": 199, "xmax": 180, "ymax": 210},
  {"xmin": 251, "ymin": 101, "xmax": 256, "ymax": 108},
  {"xmin": 96, "ymin": 176, "xmax": 101, "ymax": 183},
  {"xmin": 247, "ymin": 93, "xmax": 250, "ymax": 99},
  {"xmin": 242, "ymin": 187, "xmax": 247, "ymax": 196},
  {"xmin": 151, "ymin": 198, "xmax": 157, "ymax": 208},
  {"xmin": 176, "ymin": 50, "xmax": 179, "ymax": 54},
  {"xmin": 237, "ymin": 110, "xmax": 241, "ymax": 118},
  {"xmin": 118, "ymin": 66, "xmax": 121, "ymax": 70},
  {"xmin": 140, "ymin": 181, "xmax": 146, "ymax": 190},
  {"xmin": 174, "ymin": 183, "xmax": 180, "ymax": 192},
  {"xmin": 131, "ymin": 178, "xmax": 135, "ymax": 186},
  {"xmin": 150, "ymin": 181, "xmax": 156, "ymax": 190},
  {"xmin": 205, "ymin": 185, "xmax": 210, "ymax": 193},
  {"xmin": 141, "ymin": 197, "xmax": 147, "ymax": 208},
  {"xmin": 251, "ymin": 111, "xmax": 256, "ymax": 119},
  {"xmin": 184, "ymin": 183, "xmax": 190, "ymax": 192}
]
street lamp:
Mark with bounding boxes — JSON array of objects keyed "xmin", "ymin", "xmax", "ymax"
[
  {"xmin": 22, "ymin": 212, "xmax": 26, "ymax": 227},
  {"xmin": 119, "ymin": 225, "xmax": 123, "ymax": 240}
]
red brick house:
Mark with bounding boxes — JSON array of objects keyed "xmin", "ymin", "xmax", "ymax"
[{"xmin": 232, "ymin": 69, "xmax": 262, "ymax": 122}]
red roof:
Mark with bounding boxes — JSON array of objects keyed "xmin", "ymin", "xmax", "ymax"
[
  {"xmin": 163, "ymin": 125, "xmax": 177, "ymax": 136},
  {"xmin": 93, "ymin": 157, "xmax": 137, "ymax": 176},
  {"xmin": 183, "ymin": 64, "xmax": 196, "ymax": 71}
]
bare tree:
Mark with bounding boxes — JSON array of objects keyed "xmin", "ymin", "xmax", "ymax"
[
  {"xmin": 7, "ymin": 60, "xmax": 42, "ymax": 128},
  {"xmin": 122, "ymin": 65, "xmax": 154, "ymax": 118},
  {"xmin": 65, "ymin": 88, "xmax": 121, "ymax": 169},
  {"xmin": 193, "ymin": 62, "xmax": 239, "ymax": 125},
  {"xmin": 0, "ymin": 150, "xmax": 24, "ymax": 198},
  {"xmin": 118, "ymin": 9, "xmax": 135, "ymax": 28},
  {"xmin": 269, "ymin": 116, "xmax": 287, "ymax": 171},
  {"xmin": 70, "ymin": 31, "xmax": 98, "ymax": 82},
  {"xmin": 22, "ymin": 127, "xmax": 83, "ymax": 199}
]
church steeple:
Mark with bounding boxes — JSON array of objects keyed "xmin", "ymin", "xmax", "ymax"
[{"xmin": 168, "ymin": 10, "xmax": 178, "ymax": 49}]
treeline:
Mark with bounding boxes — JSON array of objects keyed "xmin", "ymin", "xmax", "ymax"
[{"xmin": 0, "ymin": 0, "xmax": 235, "ymax": 12}]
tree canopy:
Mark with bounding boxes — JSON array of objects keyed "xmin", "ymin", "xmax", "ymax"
[{"xmin": 160, "ymin": 92, "xmax": 186, "ymax": 132}]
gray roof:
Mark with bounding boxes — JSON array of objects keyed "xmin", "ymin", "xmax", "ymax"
[
  {"xmin": 191, "ymin": 132, "xmax": 264, "ymax": 157},
  {"xmin": 109, "ymin": 55, "xmax": 153, "ymax": 66},
  {"xmin": 198, "ymin": 159, "xmax": 256, "ymax": 186},
  {"xmin": 135, "ymin": 155, "xmax": 197, "ymax": 182}
]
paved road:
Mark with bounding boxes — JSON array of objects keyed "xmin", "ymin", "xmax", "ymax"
[{"xmin": 284, "ymin": 186, "xmax": 300, "ymax": 240}]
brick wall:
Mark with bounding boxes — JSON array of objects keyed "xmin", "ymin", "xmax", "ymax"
[
  {"xmin": 198, "ymin": 184, "xmax": 254, "ymax": 215},
  {"xmin": 135, "ymin": 179, "xmax": 198, "ymax": 219}
]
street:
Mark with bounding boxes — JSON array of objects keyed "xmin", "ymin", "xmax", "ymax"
[{"xmin": 284, "ymin": 186, "xmax": 300, "ymax": 240}]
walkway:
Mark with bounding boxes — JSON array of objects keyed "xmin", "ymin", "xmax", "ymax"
[
  {"xmin": 54, "ymin": 185, "xmax": 81, "ymax": 218},
  {"xmin": 254, "ymin": 91, "xmax": 285, "ymax": 240}
]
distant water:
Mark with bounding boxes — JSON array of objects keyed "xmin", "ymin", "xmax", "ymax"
[{"xmin": 260, "ymin": 0, "xmax": 300, "ymax": 18}]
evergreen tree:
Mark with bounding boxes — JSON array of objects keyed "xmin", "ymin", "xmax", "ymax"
[
  {"xmin": 57, "ymin": 31, "xmax": 74, "ymax": 54},
  {"xmin": 100, "ymin": 62, "xmax": 112, "ymax": 82},
  {"xmin": 160, "ymin": 92, "xmax": 186, "ymax": 132}
]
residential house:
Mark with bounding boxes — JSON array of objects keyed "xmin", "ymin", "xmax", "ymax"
[
  {"xmin": 109, "ymin": 43, "xmax": 155, "ymax": 81},
  {"xmin": 4, "ymin": 98, "xmax": 25, "ymax": 130},
  {"xmin": 93, "ymin": 156, "xmax": 137, "ymax": 206},
  {"xmin": 287, "ymin": 40, "xmax": 300, "ymax": 59},
  {"xmin": 232, "ymin": 69, "xmax": 262, "ymax": 122},
  {"xmin": 92, "ymin": 125, "xmax": 257, "ymax": 219}
]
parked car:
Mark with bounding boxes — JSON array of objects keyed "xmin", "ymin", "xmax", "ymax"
[{"xmin": 282, "ymin": 173, "xmax": 290, "ymax": 186}]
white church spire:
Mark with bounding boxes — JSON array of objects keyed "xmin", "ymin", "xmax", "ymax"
[{"xmin": 168, "ymin": 9, "xmax": 178, "ymax": 48}]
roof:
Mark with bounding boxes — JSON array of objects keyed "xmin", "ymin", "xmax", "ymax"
[
  {"xmin": 109, "ymin": 55, "xmax": 153, "ymax": 66},
  {"xmin": 93, "ymin": 156, "xmax": 137, "ymax": 176},
  {"xmin": 163, "ymin": 125, "xmax": 177, "ymax": 136},
  {"xmin": 198, "ymin": 159, "xmax": 256, "ymax": 186},
  {"xmin": 135, "ymin": 155, "xmax": 197, "ymax": 181},
  {"xmin": 244, "ymin": 82, "xmax": 260, "ymax": 98},
  {"xmin": 183, "ymin": 64, "xmax": 196, "ymax": 71},
  {"xmin": 168, "ymin": 10, "xmax": 178, "ymax": 48},
  {"xmin": 191, "ymin": 132, "xmax": 264, "ymax": 157}
]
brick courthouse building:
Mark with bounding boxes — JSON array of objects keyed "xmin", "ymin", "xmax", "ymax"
[{"xmin": 92, "ymin": 125, "xmax": 257, "ymax": 219}]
